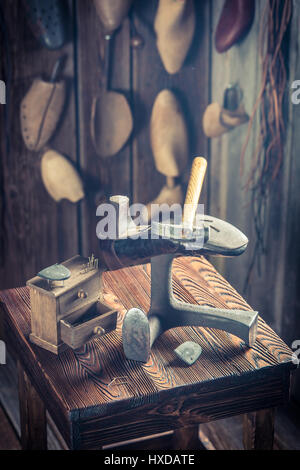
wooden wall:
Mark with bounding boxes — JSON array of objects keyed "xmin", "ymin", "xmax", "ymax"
[
  {"xmin": 208, "ymin": 0, "xmax": 300, "ymax": 398},
  {"xmin": 76, "ymin": 0, "xmax": 211, "ymax": 258},
  {"xmin": 0, "ymin": 0, "xmax": 210, "ymax": 287},
  {"xmin": 0, "ymin": 0, "xmax": 79, "ymax": 288},
  {"xmin": 209, "ymin": 2, "xmax": 266, "ymax": 315},
  {"xmin": 209, "ymin": 0, "xmax": 300, "ymax": 354}
]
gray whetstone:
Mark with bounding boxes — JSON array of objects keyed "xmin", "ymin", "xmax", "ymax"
[{"xmin": 37, "ymin": 264, "xmax": 71, "ymax": 281}]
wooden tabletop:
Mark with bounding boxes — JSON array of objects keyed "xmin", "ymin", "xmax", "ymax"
[{"xmin": 0, "ymin": 256, "xmax": 296, "ymax": 449}]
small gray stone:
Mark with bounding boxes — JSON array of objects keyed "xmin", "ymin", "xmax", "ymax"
[
  {"xmin": 122, "ymin": 308, "xmax": 150, "ymax": 363},
  {"xmin": 174, "ymin": 341, "xmax": 202, "ymax": 365}
]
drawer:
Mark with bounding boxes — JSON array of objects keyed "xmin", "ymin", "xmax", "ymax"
[
  {"xmin": 58, "ymin": 273, "xmax": 101, "ymax": 318},
  {"xmin": 60, "ymin": 300, "xmax": 118, "ymax": 349}
]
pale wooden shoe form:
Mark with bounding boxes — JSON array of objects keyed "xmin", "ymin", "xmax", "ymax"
[
  {"xmin": 91, "ymin": 91, "xmax": 133, "ymax": 158},
  {"xmin": 202, "ymin": 102, "xmax": 249, "ymax": 138},
  {"xmin": 154, "ymin": 0, "xmax": 195, "ymax": 74},
  {"xmin": 142, "ymin": 184, "xmax": 183, "ymax": 223},
  {"xmin": 41, "ymin": 150, "xmax": 84, "ymax": 203},
  {"xmin": 21, "ymin": 79, "xmax": 66, "ymax": 152},
  {"xmin": 94, "ymin": 0, "xmax": 133, "ymax": 34},
  {"xmin": 150, "ymin": 89, "xmax": 188, "ymax": 178}
]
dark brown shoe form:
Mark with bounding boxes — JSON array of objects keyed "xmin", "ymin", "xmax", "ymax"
[{"xmin": 215, "ymin": 0, "xmax": 255, "ymax": 53}]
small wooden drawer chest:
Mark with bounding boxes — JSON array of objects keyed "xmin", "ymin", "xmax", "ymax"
[{"xmin": 27, "ymin": 255, "xmax": 117, "ymax": 354}]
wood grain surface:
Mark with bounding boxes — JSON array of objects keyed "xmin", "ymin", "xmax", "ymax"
[{"xmin": 0, "ymin": 256, "xmax": 296, "ymax": 449}]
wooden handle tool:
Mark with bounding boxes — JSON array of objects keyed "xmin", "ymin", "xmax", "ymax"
[{"xmin": 182, "ymin": 157, "xmax": 207, "ymax": 232}]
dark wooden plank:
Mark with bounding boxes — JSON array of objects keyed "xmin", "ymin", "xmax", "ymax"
[
  {"xmin": 243, "ymin": 408, "xmax": 275, "ymax": 450},
  {"xmin": 18, "ymin": 360, "xmax": 47, "ymax": 450},
  {"xmin": 132, "ymin": 0, "xmax": 210, "ymax": 206},
  {"xmin": 0, "ymin": 257, "xmax": 295, "ymax": 448},
  {"xmin": 0, "ymin": 404, "xmax": 21, "ymax": 450},
  {"xmin": 0, "ymin": 0, "xmax": 79, "ymax": 290},
  {"xmin": 0, "ymin": 350, "xmax": 65, "ymax": 449},
  {"xmin": 75, "ymin": 0, "xmax": 132, "ymax": 258}
]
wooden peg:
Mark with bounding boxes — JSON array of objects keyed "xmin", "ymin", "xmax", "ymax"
[{"xmin": 182, "ymin": 157, "xmax": 207, "ymax": 231}]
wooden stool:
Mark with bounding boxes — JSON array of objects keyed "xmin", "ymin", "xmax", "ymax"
[{"xmin": 0, "ymin": 257, "xmax": 296, "ymax": 450}]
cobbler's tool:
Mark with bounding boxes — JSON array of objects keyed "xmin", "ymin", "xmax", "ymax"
[
  {"xmin": 91, "ymin": 0, "xmax": 133, "ymax": 158},
  {"xmin": 203, "ymin": 84, "xmax": 249, "ymax": 138},
  {"xmin": 27, "ymin": 255, "xmax": 118, "ymax": 354},
  {"xmin": 215, "ymin": 0, "xmax": 255, "ymax": 53},
  {"xmin": 154, "ymin": 0, "xmax": 195, "ymax": 74},
  {"xmin": 22, "ymin": 0, "xmax": 69, "ymax": 50},
  {"xmin": 28, "ymin": 159, "xmax": 255, "ymax": 357},
  {"xmin": 143, "ymin": 89, "xmax": 188, "ymax": 222},
  {"xmin": 122, "ymin": 157, "xmax": 258, "ymax": 363},
  {"xmin": 41, "ymin": 149, "xmax": 84, "ymax": 203},
  {"xmin": 21, "ymin": 57, "xmax": 66, "ymax": 152}
]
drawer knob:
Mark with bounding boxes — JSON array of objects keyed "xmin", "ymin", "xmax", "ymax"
[
  {"xmin": 93, "ymin": 326, "xmax": 105, "ymax": 336},
  {"xmin": 77, "ymin": 289, "xmax": 88, "ymax": 299}
]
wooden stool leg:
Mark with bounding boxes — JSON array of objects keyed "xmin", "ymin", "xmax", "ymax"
[
  {"xmin": 18, "ymin": 361, "xmax": 47, "ymax": 450},
  {"xmin": 243, "ymin": 408, "xmax": 275, "ymax": 450},
  {"xmin": 172, "ymin": 425, "xmax": 200, "ymax": 449}
]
